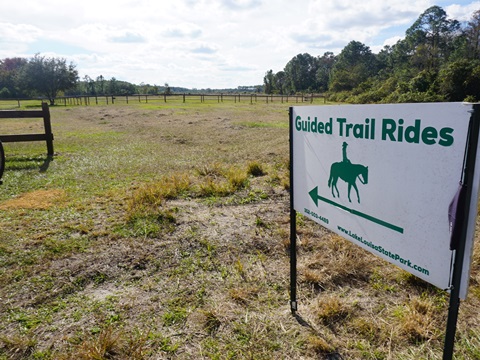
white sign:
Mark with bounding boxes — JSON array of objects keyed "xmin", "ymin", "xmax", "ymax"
[{"xmin": 292, "ymin": 103, "xmax": 478, "ymax": 296}]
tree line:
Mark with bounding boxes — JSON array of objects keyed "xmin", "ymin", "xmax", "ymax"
[
  {"xmin": 0, "ymin": 54, "xmax": 180, "ymax": 105},
  {"xmin": 0, "ymin": 55, "xmax": 262, "ymax": 106},
  {"xmin": 264, "ymin": 6, "xmax": 480, "ymax": 103}
]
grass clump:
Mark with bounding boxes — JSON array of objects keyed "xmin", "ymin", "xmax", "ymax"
[
  {"xmin": 246, "ymin": 160, "xmax": 266, "ymax": 177},
  {"xmin": 0, "ymin": 335, "xmax": 37, "ymax": 360},
  {"xmin": 125, "ymin": 207, "xmax": 178, "ymax": 237},
  {"xmin": 306, "ymin": 335, "xmax": 336, "ymax": 356},
  {"xmin": 127, "ymin": 162, "xmax": 255, "ymax": 214},
  {"xmin": 61, "ymin": 327, "xmax": 173, "ymax": 360},
  {"xmin": 194, "ymin": 162, "xmax": 249, "ymax": 197},
  {"xmin": 128, "ymin": 173, "xmax": 191, "ymax": 210},
  {"xmin": 396, "ymin": 297, "xmax": 441, "ymax": 344},
  {"xmin": 202, "ymin": 310, "xmax": 222, "ymax": 335},
  {"xmin": 75, "ymin": 327, "xmax": 123, "ymax": 360},
  {"xmin": 314, "ymin": 294, "xmax": 352, "ymax": 324}
]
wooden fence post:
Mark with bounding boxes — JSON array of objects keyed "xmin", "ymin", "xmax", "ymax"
[{"xmin": 42, "ymin": 103, "xmax": 54, "ymax": 156}]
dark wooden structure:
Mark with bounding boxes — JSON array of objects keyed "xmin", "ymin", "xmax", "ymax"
[{"xmin": 0, "ymin": 102, "xmax": 54, "ymax": 156}]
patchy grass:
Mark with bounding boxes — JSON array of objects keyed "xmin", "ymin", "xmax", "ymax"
[{"xmin": 0, "ymin": 99, "xmax": 479, "ymax": 359}]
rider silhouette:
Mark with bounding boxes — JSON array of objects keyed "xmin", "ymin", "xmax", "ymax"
[
  {"xmin": 342, "ymin": 142, "xmax": 351, "ymax": 163},
  {"xmin": 329, "ymin": 142, "xmax": 368, "ymax": 203}
]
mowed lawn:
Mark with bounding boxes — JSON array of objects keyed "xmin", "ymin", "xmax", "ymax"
[{"xmin": 0, "ymin": 99, "xmax": 480, "ymax": 359}]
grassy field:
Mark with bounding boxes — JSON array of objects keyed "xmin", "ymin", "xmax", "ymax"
[{"xmin": 0, "ymin": 98, "xmax": 479, "ymax": 359}]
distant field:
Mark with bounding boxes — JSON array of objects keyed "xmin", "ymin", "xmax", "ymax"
[{"xmin": 0, "ymin": 100, "xmax": 479, "ymax": 359}]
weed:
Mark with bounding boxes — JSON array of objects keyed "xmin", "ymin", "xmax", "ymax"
[
  {"xmin": 234, "ymin": 258, "xmax": 246, "ymax": 279},
  {"xmin": 162, "ymin": 297, "xmax": 189, "ymax": 327},
  {"xmin": 395, "ymin": 297, "xmax": 440, "ymax": 344},
  {"xmin": 255, "ymin": 215, "xmax": 270, "ymax": 228},
  {"xmin": 303, "ymin": 269, "xmax": 325, "ymax": 290},
  {"xmin": 196, "ymin": 162, "xmax": 225, "ymax": 177},
  {"xmin": 148, "ymin": 333, "xmax": 179, "ymax": 354},
  {"xmin": 202, "ymin": 310, "xmax": 222, "ymax": 335},
  {"xmin": 459, "ymin": 329, "xmax": 480, "ymax": 359},
  {"xmin": 350, "ymin": 317, "xmax": 385, "ymax": 343},
  {"xmin": 0, "ymin": 335, "xmax": 37, "ymax": 359},
  {"xmin": 163, "ymin": 306, "xmax": 188, "ymax": 326},
  {"xmin": 306, "ymin": 335, "xmax": 335, "ymax": 355},
  {"xmin": 229, "ymin": 285, "xmax": 260, "ymax": 304},
  {"xmin": 226, "ymin": 166, "xmax": 249, "ymax": 190},
  {"xmin": 196, "ymin": 176, "xmax": 231, "ymax": 198},
  {"xmin": 128, "ymin": 173, "xmax": 191, "ymax": 212},
  {"xmin": 370, "ymin": 269, "xmax": 397, "ymax": 292},
  {"xmin": 314, "ymin": 294, "xmax": 352, "ymax": 325},
  {"xmin": 124, "ymin": 206, "xmax": 178, "ymax": 237},
  {"xmin": 68, "ymin": 326, "xmax": 154, "ymax": 360},
  {"xmin": 247, "ymin": 160, "xmax": 266, "ymax": 177},
  {"xmin": 11, "ymin": 310, "xmax": 42, "ymax": 331}
]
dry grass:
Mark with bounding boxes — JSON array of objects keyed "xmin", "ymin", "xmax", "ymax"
[
  {"xmin": 0, "ymin": 100, "xmax": 479, "ymax": 359},
  {"xmin": 0, "ymin": 189, "xmax": 67, "ymax": 210}
]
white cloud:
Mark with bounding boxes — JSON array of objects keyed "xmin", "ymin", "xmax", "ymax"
[
  {"xmin": 292, "ymin": 0, "xmax": 433, "ymax": 50},
  {"xmin": 0, "ymin": 22, "xmax": 42, "ymax": 45},
  {"xmin": 2, "ymin": 0, "xmax": 480, "ymax": 88},
  {"xmin": 0, "ymin": 22, "xmax": 43, "ymax": 57},
  {"xmin": 220, "ymin": 0, "xmax": 263, "ymax": 10},
  {"xmin": 163, "ymin": 23, "xmax": 203, "ymax": 38},
  {"xmin": 445, "ymin": 2, "xmax": 480, "ymax": 21}
]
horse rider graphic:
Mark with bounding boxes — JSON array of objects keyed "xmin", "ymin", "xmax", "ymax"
[
  {"xmin": 328, "ymin": 142, "xmax": 368, "ymax": 203},
  {"xmin": 342, "ymin": 142, "xmax": 351, "ymax": 163}
]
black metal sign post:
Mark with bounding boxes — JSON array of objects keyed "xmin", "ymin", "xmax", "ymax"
[
  {"xmin": 0, "ymin": 140, "xmax": 4, "ymax": 185},
  {"xmin": 289, "ymin": 107, "xmax": 298, "ymax": 314},
  {"xmin": 443, "ymin": 104, "xmax": 480, "ymax": 360}
]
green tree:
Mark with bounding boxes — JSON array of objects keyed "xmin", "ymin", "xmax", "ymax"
[
  {"xmin": 316, "ymin": 52, "xmax": 336, "ymax": 92},
  {"xmin": 284, "ymin": 53, "xmax": 319, "ymax": 93},
  {"xmin": 273, "ymin": 71, "xmax": 287, "ymax": 94},
  {"xmin": 329, "ymin": 41, "xmax": 377, "ymax": 92},
  {"xmin": 405, "ymin": 6, "xmax": 460, "ymax": 71},
  {"xmin": 0, "ymin": 57, "xmax": 28, "ymax": 98},
  {"xmin": 465, "ymin": 10, "xmax": 480, "ymax": 59},
  {"xmin": 439, "ymin": 59, "xmax": 480, "ymax": 101},
  {"xmin": 18, "ymin": 54, "xmax": 78, "ymax": 105},
  {"xmin": 96, "ymin": 75, "xmax": 105, "ymax": 95},
  {"xmin": 164, "ymin": 83, "xmax": 172, "ymax": 95},
  {"xmin": 263, "ymin": 69, "xmax": 275, "ymax": 94},
  {"xmin": 83, "ymin": 75, "xmax": 96, "ymax": 95},
  {"xmin": 108, "ymin": 77, "xmax": 118, "ymax": 94}
]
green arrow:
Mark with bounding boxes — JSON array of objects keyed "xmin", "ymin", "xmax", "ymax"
[
  {"xmin": 309, "ymin": 186, "xmax": 319, "ymax": 206},
  {"xmin": 308, "ymin": 186, "xmax": 403, "ymax": 234}
]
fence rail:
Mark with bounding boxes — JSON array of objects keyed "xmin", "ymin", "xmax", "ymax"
[
  {"xmin": 0, "ymin": 102, "xmax": 54, "ymax": 156},
  {"xmin": 0, "ymin": 93, "xmax": 326, "ymax": 108}
]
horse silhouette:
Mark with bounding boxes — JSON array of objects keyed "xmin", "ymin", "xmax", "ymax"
[{"xmin": 328, "ymin": 162, "xmax": 368, "ymax": 203}]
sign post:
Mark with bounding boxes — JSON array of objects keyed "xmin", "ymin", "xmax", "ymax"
[
  {"xmin": 289, "ymin": 103, "xmax": 480, "ymax": 358},
  {"xmin": 443, "ymin": 104, "xmax": 480, "ymax": 359},
  {"xmin": 289, "ymin": 107, "xmax": 298, "ymax": 314}
]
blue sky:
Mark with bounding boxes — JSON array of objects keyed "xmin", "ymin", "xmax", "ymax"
[{"xmin": 1, "ymin": 0, "xmax": 480, "ymax": 89}]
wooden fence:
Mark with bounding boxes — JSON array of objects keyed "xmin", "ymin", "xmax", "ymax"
[
  {"xmin": 0, "ymin": 102, "xmax": 54, "ymax": 156},
  {"xmin": 0, "ymin": 93, "xmax": 326, "ymax": 108}
]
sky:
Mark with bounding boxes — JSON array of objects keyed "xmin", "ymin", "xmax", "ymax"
[{"xmin": 1, "ymin": 0, "xmax": 480, "ymax": 89}]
